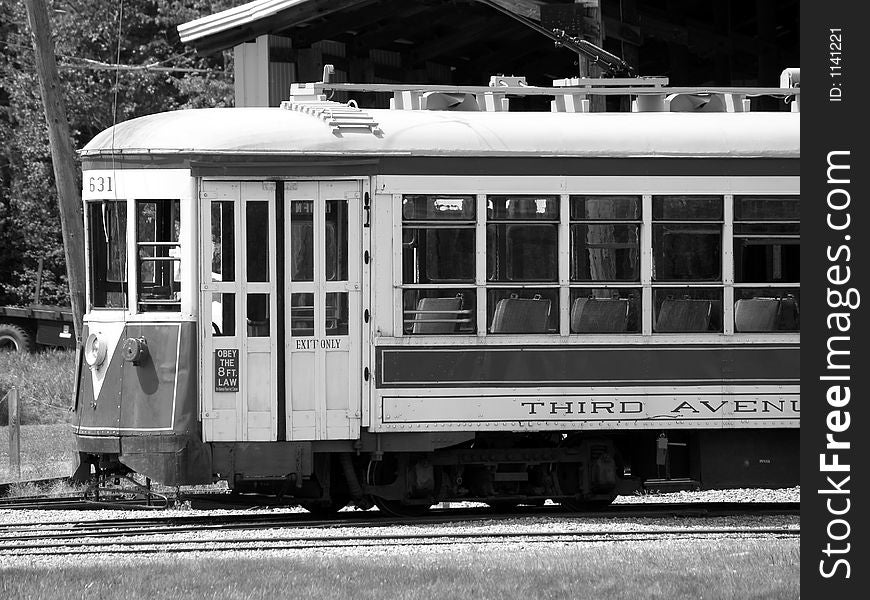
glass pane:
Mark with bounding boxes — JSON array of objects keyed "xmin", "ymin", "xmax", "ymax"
[
  {"xmin": 487, "ymin": 288, "xmax": 558, "ymax": 334},
  {"xmin": 653, "ymin": 196, "xmax": 722, "ymax": 220},
  {"xmin": 653, "ymin": 288, "xmax": 722, "ymax": 332},
  {"xmin": 487, "ymin": 224, "xmax": 558, "ymax": 282},
  {"xmin": 488, "ymin": 195, "xmax": 559, "ymax": 220},
  {"xmin": 570, "ymin": 195, "xmax": 640, "ymax": 220},
  {"xmin": 734, "ymin": 288, "xmax": 800, "ymax": 332},
  {"xmin": 734, "ymin": 196, "xmax": 800, "ymax": 221},
  {"xmin": 402, "ymin": 195, "xmax": 475, "ymax": 221},
  {"xmin": 246, "ymin": 201, "xmax": 269, "ymax": 282},
  {"xmin": 570, "ymin": 224, "xmax": 640, "ymax": 281},
  {"xmin": 247, "ymin": 293, "xmax": 270, "ymax": 337},
  {"xmin": 403, "ymin": 227, "xmax": 475, "ymax": 283},
  {"xmin": 403, "ymin": 289, "xmax": 476, "ymax": 335},
  {"xmin": 137, "ymin": 199, "xmax": 181, "ymax": 310},
  {"xmin": 734, "ymin": 223, "xmax": 800, "ymax": 236},
  {"xmin": 290, "ymin": 292, "xmax": 314, "ymax": 336},
  {"xmin": 290, "ymin": 201, "xmax": 314, "ymax": 282},
  {"xmin": 326, "ymin": 292, "xmax": 349, "ymax": 336},
  {"xmin": 734, "ymin": 239, "xmax": 799, "ymax": 283},
  {"xmin": 88, "ymin": 201, "xmax": 127, "ymax": 309},
  {"xmin": 211, "ymin": 293, "xmax": 235, "ymax": 337},
  {"xmin": 137, "ymin": 202, "xmax": 157, "ymax": 285},
  {"xmin": 569, "ymin": 288, "xmax": 641, "ymax": 333},
  {"xmin": 652, "ymin": 224, "xmax": 721, "ymax": 281},
  {"xmin": 325, "ymin": 200, "xmax": 348, "ymax": 282},
  {"xmin": 211, "ymin": 201, "xmax": 235, "ymax": 283}
]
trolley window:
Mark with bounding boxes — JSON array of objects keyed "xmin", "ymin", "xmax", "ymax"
[
  {"xmin": 652, "ymin": 196, "xmax": 722, "ymax": 332},
  {"xmin": 87, "ymin": 200, "xmax": 127, "ymax": 309},
  {"xmin": 733, "ymin": 195, "xmax": 800, "ymax": 332},
  {"xmin": 568, "ymin": 195, "xmax": 641, "ymax": 333},
  {"xmin": 402, "ymin": 195, "xmax": 476, "ymax": 334},
  {"xmin": 486, "ymin": 195, "xmax": 559, "ymax": 333},
  {"xmin": 570, "ymin": 195, "xmax": 640, "ymax": 281},
  {"xmin": 211, "ymin": 201, "xmax": 235, "ymax": 283},
  {"xmin": 136, "ymin": 199, "xmax": 181, "ymax": 312}
]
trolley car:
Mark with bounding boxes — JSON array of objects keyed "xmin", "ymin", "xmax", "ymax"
[{"xmin": 72, "ymin": 70, "xmax": 800, "ymax": 514}]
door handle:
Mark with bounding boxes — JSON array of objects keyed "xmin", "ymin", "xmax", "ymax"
[{"xmin": 363, "ymin": 192, "xmax": 370, "ymax": 228}]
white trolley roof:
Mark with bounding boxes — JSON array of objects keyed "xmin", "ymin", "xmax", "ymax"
[{"xmin": 81, "ymin": 107, "xmax": 799, "ymax": 160}]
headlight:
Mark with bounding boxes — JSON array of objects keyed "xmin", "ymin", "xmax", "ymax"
[{"xmin": 83, "ymin": 333, "xmax": 108, "ymax": 368}]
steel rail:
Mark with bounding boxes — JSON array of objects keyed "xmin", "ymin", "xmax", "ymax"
[
  {"xmin": 0, "ymin": 526, "xmax": 800, "ymax": 557},
  {"xmin": 0, "ymin": 501, "xmax": 800, "ymax": 536}
]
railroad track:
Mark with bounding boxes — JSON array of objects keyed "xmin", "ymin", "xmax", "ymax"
[
  {"xmin": 0, "ymin": 492, "xmax": 800, "ymax": 558},
  {"xmin": 0, "ymin": 501, "xmax": 798, "ymax": 543},
  {"xmin": 0, "ymin": 475, "xmax": 169, "ymax": 510},
  {"xmin": 0, "ymin": 524, "xmax": 799, "ymax": 557}
]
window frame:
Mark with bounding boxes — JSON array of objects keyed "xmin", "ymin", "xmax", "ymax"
[
  {"xmin": 400, "ymin": 194, "xmax": 478, "ymax": 334},
  {"xmin": 85, "ymin": 199, "xmax": 129, "ymax": 311},
  {"xmin": 135, "ymin": 198, "xmax": 182, "ymax": 313},
  {"xmin": 731, "ymin": 194, "xmax": 801, "ymax": 332},
  {"xmin": 391, "ymin": 184, "xmax": 799, "ymax": 339}
]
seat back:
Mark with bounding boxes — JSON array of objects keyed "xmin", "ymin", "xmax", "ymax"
[
  {"xmin": 734, "ymin": 298, "xmax": 779, "ymax": 332},
  {"xmin": 490, "ymin": 296, "xmax": 551, "ymax": 333},
  {"xmin": 655, "ymin": 299, "xmax": 712, "ymax": 332},
  {"xmin": 777, "ymin": 297, "xmax": 799, "ymax": 331},
  {"xmin": 411, "ymin": 297, "xmax": 463, "ymax": 334},
  {"xmin": 570, "ymin": 298, "xmax": 629, "ymax": 333}
]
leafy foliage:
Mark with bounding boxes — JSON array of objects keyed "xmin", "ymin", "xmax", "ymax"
[{"xmin": 0, "ymin": 0, "xmax": 236, "ymax": 306}]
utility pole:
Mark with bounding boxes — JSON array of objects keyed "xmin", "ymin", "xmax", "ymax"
[{"xmin": 23, "ymin": 0, "xmax": 86, "ymax": 341}]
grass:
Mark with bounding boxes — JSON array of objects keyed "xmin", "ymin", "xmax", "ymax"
[
  {"xmin": 0, "ymin": 423, "xmax": 74, "ymax": 483},
  {"xmin": 0, "ymin": 350, "xmax": 75, "ymax": 483},
  {"xmin": 0, "ymin": 349, "xmax": 76, "ymax": 426},
  {"xmin": 0, "ymin": 538, "xmax": 799, "ymax": 599}
]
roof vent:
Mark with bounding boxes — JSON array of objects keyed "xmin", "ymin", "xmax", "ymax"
[{"xmin": 282, "ymin": 84, "xmax": 382, "ymax": 136}]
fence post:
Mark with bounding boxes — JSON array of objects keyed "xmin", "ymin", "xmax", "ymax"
[{"xmin": 8, "ymin": 387, "xmax": 20, "ymax": 481}]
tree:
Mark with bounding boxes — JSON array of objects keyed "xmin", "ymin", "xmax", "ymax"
[{"xmin": 0, "ymin": 0, "xmax": 236, "ymax": 306}]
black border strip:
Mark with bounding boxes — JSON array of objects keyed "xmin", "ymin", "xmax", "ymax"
[
  {"xmin": 803, "ymin": 3, "xmax": 867, "ymax": 596},
  {"xmin": 80, "ymin": 155, "xmax": 800, "ymax": 177},
  {"xmin": 376, "ymin": 343, "xmax": 800, "ymax": 388}
]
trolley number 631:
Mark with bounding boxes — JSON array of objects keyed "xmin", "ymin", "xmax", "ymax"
[{"xmin": 87, "ymin": 176, "xmax": 113, "ymax": 193}]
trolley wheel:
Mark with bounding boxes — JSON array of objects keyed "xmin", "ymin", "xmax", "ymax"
[
  {"xmin": 486, "ymin": 501, "xmax": 520, "ymax": 512},
  {"xmin": 0, "ymin": 323, "xmax": 34, "ymax": 353},
  {"xmin": 372, "ymin": 496, "xmax": 431, "ymax": 518},
  {"xmin": 366, "ymin": 456, "xmax": 433, "ymax": 518},
  {"xmin": 300, "ymin": 497, "xmax": 349, "ymax": 517},
  {"xmin": 559, "ymin": 494, "xmax": 618, "ymax": 512},
  {"xmin": 551, "ymin": 436, "xmax": 619, "ymax": 511}
]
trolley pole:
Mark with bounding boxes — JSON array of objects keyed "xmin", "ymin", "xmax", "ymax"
[{"xmin": 23, "ymin": 0, "xmax": 86, "ymax": 342}]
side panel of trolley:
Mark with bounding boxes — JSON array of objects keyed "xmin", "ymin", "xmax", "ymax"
[
  {"xmin": 370, "ymin": 342, "xmax": 799, "ymax": 432},
  {"xmin": 367, "ymin": 173, "xmax": 800, "ymax": 433}
]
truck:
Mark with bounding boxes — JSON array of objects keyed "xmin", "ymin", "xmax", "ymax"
[
  {"xmin": 0, "ymin": 259, "xmax": 76, "ymax": 352},
  {"xmin": 0, "ymin": 304, "xmax": 75, "ymax": 352}
]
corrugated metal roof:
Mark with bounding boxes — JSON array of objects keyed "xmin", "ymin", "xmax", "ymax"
[
  {"xmin": 81, "ymin": 107, "xmax": 799, "ymax": 159},
  {"xmin": 178, "ymin": 0, "xmax": 364, "ymax": 47}
]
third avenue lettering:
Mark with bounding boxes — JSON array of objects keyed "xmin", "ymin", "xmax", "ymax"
[{"xmin": 520, "ymin": 398, "xmax": 801, "ymax": 417}]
